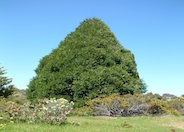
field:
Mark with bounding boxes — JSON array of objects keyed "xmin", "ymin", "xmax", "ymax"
[{"xmin": 1, "ymin": 115, "xmax": 184, "ymax": 132}]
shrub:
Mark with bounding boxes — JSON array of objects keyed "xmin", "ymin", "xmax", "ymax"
[
  {"xmin": 162, "ymin": 93, "xmax": 177, "ymax": 100},
  {"xmin": 86, "ymin": 93, "xmax": 182, "ymax": 117},
  {"xmin": 167, "ymin": 97, "xmax": 184, "ymax": 115},
  {"xmin": 72, "ymin": 106, "xmax": 92, "ymax": 116},
  {"xmin": 148, "ymin": 98, "xmax": 165, "ymax": 115},
  {"xmin": 7, "ymin": 89, "xmax": 27, "ymax": 105},
  {"xmin": 86, "ymin": 94, "xmax": 123, "ymax": 116},
  {"xmin": 39, "ymin": 98, "xmax": 73, "ymax": 125},
  {"xmin": 0, "ymin": 97, "xmax": 73, "ymax": 125},
  {"xmin": 87, "ymin": 94, "xmax": 149, "ymax": 116}
]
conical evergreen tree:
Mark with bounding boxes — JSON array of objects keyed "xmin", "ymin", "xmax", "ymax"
[
  {"xmin": 0, "ymin": 67, "xmax": 14, "ymax": 97},
  {"xmin": 27, "ymin": 18, "xmax": 146, "ymax": 106}
]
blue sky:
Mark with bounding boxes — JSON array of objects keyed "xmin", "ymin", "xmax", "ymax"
[{"xmin": 0, "ymin": 0, "xmax": 184, "ymax": 96}]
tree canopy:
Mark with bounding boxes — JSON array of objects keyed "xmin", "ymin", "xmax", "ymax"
[
  {"xmin": 0, "ymin": 67, "xmax": 14, "ymax": 97},
  {"xmin": 26, "ymin": 18, "xmax": 146, "ymax": 106}
]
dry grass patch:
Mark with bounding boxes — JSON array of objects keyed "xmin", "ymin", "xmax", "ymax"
[
  {"xmin": 158, "ymin": 115, "xmax": 184, "ymax": 130},
  {"xmin": 162, "ymin": 122, "xmax": 184, "ymax": 130}
]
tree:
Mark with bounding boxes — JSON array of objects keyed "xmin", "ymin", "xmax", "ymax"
[
  {"xmin": 0, "ymin": 67, "xmax": 14, "ymax": 97},
  {"xmin": 26, "ymin": 18, "xmax": 146, "ymax": 106},
  {"xmin": 162, "ymin": 93, "xmax": 177, "ymax": 100}
]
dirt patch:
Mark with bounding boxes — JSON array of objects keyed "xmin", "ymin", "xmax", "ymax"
[{"xmin": 162, "ymin": 122, "xmax": 184, "ymax": 130}]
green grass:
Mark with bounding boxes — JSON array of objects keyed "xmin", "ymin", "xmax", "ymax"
[{"xmin": 1, "ymin": 115, "xmax": 184, "ymax": 132}]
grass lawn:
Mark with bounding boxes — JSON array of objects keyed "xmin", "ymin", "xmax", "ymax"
[{"xmin": 1, "ymin": 115, "xmax": 184, "ymax": 132}]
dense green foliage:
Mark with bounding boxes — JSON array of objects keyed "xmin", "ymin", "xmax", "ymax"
[
  {"xmin": 26, "ymin": 18, "xmax": 146, "ymax": 106},
  {"xmin": 0, "ymin": 67, "xmax": 14, "ymax": 97}
]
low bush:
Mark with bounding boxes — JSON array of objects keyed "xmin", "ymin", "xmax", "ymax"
[
  {"xmin": 0, "ymin": 97, "xmax": 73, "ymax": 125},
  {"xmin": 86, "ymin": 93, "xmax": 182, "ymax": 117},
  {"xmin": 167, "ymin": 97, "xmax": 184, "ymax": 115},
  {"xmin": 148, "ymin": 98, "xmax": 165, "ymax": 115},
  {"xmin": 40, "ymin": 98, "xmax": 73, "ymax": 125},
  {"xmin": 7, "ymin": 89, "xmax": 27, "ymax": 105},
  {"xmin": 86, "ymin": 94, "xmax": 150, "ymax": 116},
  {"xmin": 72, "ymin": 106, "xmax": 93, "ymax": 116}
]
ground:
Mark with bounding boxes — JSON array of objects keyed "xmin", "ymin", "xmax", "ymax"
[{"xmin": 1, "ymin": 115, "xmax": 184, "ymax": 132}]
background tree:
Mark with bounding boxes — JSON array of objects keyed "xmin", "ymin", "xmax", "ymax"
[
  {"xmin": 0, "ymin": 67, "xmax": 14, "ymax": 97},
  {"xmin": 162, "ymin": 93, "xmax": 177, "ymax": 100},
  {"xmin": 27, "ymin": 18, "xmax": 146, "ymax": 106}
]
